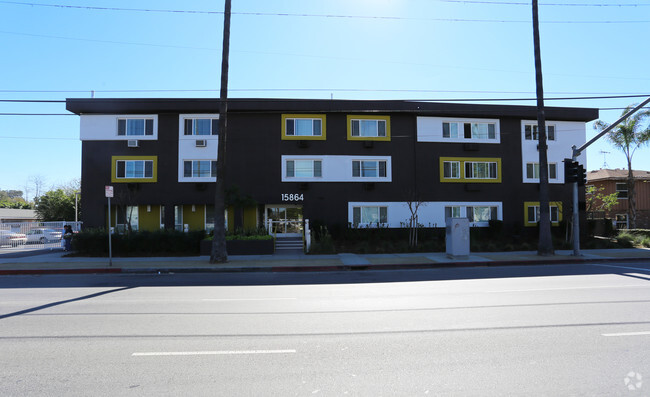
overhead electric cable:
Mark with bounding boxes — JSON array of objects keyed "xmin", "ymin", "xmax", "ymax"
[{"xmin": 0, "ymin": 1, "xmax": 649, "ymax": 23}]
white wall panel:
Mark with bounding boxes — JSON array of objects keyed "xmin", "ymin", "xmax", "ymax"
[{"xmin": 80, "ymin": 115, "xmax": 158, "ymax": 141}]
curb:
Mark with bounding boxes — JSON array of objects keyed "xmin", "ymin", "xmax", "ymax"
[{"xmin": 1, "ymin": 256, "xmax": 647, "ymax": 275}]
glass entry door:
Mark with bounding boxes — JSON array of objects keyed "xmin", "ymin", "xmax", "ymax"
[{"xmin": 266, "ymin": 206, "xmax": 303, "ymax": 237}]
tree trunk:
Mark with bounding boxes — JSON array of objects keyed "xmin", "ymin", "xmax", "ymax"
[
  {"xmin": 532, "ymin": 0, "xmax": 554, "ymax": 256},
  {"xmin": 627, "ymin": 159, "xmax": 636, "ymax": 229},
  {"xmin": 210, "ymin": 0, "xmax": 231, "ymax": 264}
]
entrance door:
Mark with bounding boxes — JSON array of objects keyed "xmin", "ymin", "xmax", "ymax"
[{"xmin": 266, "ymin": 205, "xmax": 303, "ymax": 237}]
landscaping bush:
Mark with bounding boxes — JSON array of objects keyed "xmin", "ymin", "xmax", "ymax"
[{"xmin": 71, "ymin": 229, "xmax": 205, "ymax": 256}]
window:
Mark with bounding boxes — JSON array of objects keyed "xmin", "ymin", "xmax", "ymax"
[
  {"xmin": 616, "ymin": 183, "xmax": 628, "ymax": 199},
  {"xmin": 440, "ymin": 157, "xmax": 501, "ymax": 183},
  {"xmin": 465, "ymin": 162, "xmax": 498, "ymax": 179},
  {"xmin": 347, "ymin": 116, "xmax": 391, "ymax": 140},
  {"xmin": 524, "ymin": 124, "xmax": 555, "ymax": 141},
  {"xmin": 616, "ymin": 214, "xmax": 628, "ymax": 229},
  {"xmin": 524, "ymin": 201, "xmax": 562, "ymax": 226},
  {"xmin": 445, "ymin": 206, "xmax": 461, "ymax": 218},
  {"xmin": 281, "ymin": 115, "xmax": 326, "ymax": 140},
  {"xmin": 442, "ymin": 122, "xmax": 459, "ymax": 139},
  {"xmin": 286, "ymin": 160, "xmax": 322, "ymax": 178},
  {"xmin": 183, "ymin": 160, "xmax": 217, "ymax": 178},
  {"xmin": 443, "ymin": 161, "xmax": 460, "ymax": 179},
  {"xmin": 118, "ymin": 118, "xmax": 154, "ymax": 136},
  {"xmin": 526, "ymin": 163, "xmax": 557, "ymax": 179},
  {"xmin": 286, "ymin": 118, "xmax": 322, "ymax": 137},
  {"xmin": 116, "ymin": 205, "xmax": 139, "ymax": 233},
  {"xmin": 443, "ymin": 122, "xmax": 496, "ymax": 140},
  {"xmin": 352, "ymin": 206, "xmax": 388, "ymax": 225},
  {"xmin": 527, "ymin": 206, "xmax": 560, "ymax": 223},
  {"xmin": 116, "ymin": 160, "xmax": 153, "ymax": 179},
  {"xmin": 184, "ymin": 118, "xmax": 218, "ymax": 136},
  {"xmin": 352, "ymin": 160, "xmax": 387, "ymax": 178},
  {"xmin": 466, "ymin": 206, "xmax": 498, "ymax": 222}
]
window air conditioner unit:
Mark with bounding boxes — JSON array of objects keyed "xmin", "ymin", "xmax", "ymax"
[
  {"xmin": 195, "ymin": 139, "xmax": 207, "ymax": 147},
  {"xmin": 127, "ymin": 140, "xmax": 139, "ymax": 147}
]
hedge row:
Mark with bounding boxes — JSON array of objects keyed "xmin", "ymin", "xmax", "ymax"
[{"xmin": 71, "ymin": 229, "xmax": 205, "ymax": 256}]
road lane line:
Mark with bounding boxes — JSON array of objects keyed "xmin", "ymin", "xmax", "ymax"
[
  {"xmin": 602, "ymin": 331, "xmax": 650, "ymax": 337},
  {"xmin": 132, "ymin": 349, "xmax": 296, "ymax": 356},
  {"xmin": 590, "ymin": 264, "xmax": 650, "ymax": 272},
  {"xmin": 486, "ymin": 284, "xmax": 648, "ymax": 293},
  {"xmin": 202, "ymin": 298, "xmax": 297, "ymax": 301}
]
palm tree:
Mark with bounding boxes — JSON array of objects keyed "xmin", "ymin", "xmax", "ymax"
[{"xmin": 594, "ymin": 105, "xmax": 650, "ymax": 229}]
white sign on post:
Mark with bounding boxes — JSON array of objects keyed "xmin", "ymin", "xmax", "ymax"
[{"xmin": 105, "ymin": 186, "xmax": 114, "ymax": 198}]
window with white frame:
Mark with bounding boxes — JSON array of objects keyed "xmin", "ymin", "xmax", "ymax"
[
  {"xmin": 286, "ymin": 159, "xmax": 322, "ymax": 178},
  {"xmin": 285, "ymin": 118, "xmax": 322, "ymax": 137},
  {"xmin": 352, "ymin": 160, "xmax": 387, "ymax": 178},
  {"xmin": 527, "ymin": 205, "xmax": 560, "ymax": 223},
  {"xmin": 351, "ymin": 119, "xmax": 387, "ymax": 137},
  {"xmin": 184, "ymin": 118, "xmax": 218, "ymax": 136},
  {"xmin": 352, "ymin": 206, "xmax": 388, "ymax": 225},
  {"xmin": 183, "ymin": 160, "xmax": 217, "ymax": 178},
  {"xmin": 616, "ymin": 183, "xmax": 628, "ymax": 199},
  {"xmin": 443, "ymin": 122, "xmax": 496, "ymax": 140},
  {"xmin": 526, "ymin": 163, "xmax": 557, "ymax": 179},
  {"xmin": 443, "ymin": 161, "xmax": 461, "ymax": 179},
  {"xmin": 118, "ymin": 118, "xmax": 154, "ymax": 136},
  {"xmin": 467, "ymin": 206, "xmax": 498, "ymax": 222},
  {"xmin": 465, "ymin": 162, "xmax": 498, "ymax": 179},
  {"xmin": 116, "ymin": 160, "xmax": 154, "ymax": 179},
  {"xmin": 444, "ymin": 206, "xmax": 461, "ymax": 218},
  {"xmin": 524, "ymin": 124, "xmax": 555, "ymax": 141}
]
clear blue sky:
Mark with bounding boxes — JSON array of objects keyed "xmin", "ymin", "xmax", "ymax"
[{"xmin": 1, "ymin": 0, "xmax": 649, "ymax": 200}]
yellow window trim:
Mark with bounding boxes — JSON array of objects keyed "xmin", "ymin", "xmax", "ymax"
[
  {"xmin": 111, "ymin": 155, "xmax": 158, "ymax": 183},
  {"xmin": 347, "ymin": 115, "xmax": 391, "ymax": 141},
  {"xmin": 281, "ymin": 114, "xmax": 326, "ymax": 140},
  {"xmin": 524, "ymin": 201, "xmax": 563, "ymax": 227},
  {"xmin": 439, "ymin": 157, "xmax": 502, "ymax": 183}
]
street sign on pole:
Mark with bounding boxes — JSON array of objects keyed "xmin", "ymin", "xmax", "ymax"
[{"xmin": 105, "ymin": 186, "xmax": 113, "ymax": 266}]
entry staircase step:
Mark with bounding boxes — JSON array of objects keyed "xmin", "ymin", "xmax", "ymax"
[{"xmin": 275, "ymin": 237, "xmax": 304, "ymax": 251}]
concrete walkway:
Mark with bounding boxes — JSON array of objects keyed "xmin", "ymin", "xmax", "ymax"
[{"xmin": 1, "ymin": 247, "xmax": 649, "ymax": 275}]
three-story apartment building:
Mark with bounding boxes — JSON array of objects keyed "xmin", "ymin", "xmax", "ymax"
[{"xmin": 66, "ymin": 98, "xmax": 598, "ymax": 237}]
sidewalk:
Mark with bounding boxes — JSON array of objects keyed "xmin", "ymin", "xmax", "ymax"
[{"xmin": 1, "ymin": 247, "xmax": 649, "ymax": 275}]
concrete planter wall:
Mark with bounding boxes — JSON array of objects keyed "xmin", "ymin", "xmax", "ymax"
[{"xmin": 200, "ymin": 239, "xmax": 275, "ymax": 256}]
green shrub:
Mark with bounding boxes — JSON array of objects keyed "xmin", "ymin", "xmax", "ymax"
[{"xmin": 71, "ymin": 228, "xmax": 205, "ymax": 256}]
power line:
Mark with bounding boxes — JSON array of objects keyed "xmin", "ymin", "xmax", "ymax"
[
  {"xmin": 1, "ymin": 1, "xmax": 649, "ymax": 23},
  {"xmin": 436, "ymin": 0, "xmax": 650, "ymax": 6}
]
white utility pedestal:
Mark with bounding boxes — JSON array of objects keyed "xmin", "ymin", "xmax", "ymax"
[{"xmin": 446, "ymin": 217, "xmax": 470, "ymax": 259}]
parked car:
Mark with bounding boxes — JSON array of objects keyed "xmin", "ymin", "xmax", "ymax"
[
  {"xmin": 0, "ymin": 230, "xmax": 28, "ymax": 247},
  {"xmin": 26, "ymin": 228, "xmax": 63, "ymax": 244}
]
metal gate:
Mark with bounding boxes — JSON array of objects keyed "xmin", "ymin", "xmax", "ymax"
[{"xmin": 0, "ymin": 221, "xmax": 82, "ymax": 252}]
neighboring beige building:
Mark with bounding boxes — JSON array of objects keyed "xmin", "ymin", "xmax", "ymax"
[
  {"xmin": 586, "ymin": 168, "xmax": 650, "ymax": 229},
  {"xmin": 0, "ymin": 208, "xmax": 37, "ymax": 224}
]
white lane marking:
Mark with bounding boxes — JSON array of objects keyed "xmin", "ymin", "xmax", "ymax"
[
  {"xmin": 132, "ymin": 349, "xmax": 296, "ymax": 356},
  {"xmin": 202, "ymin": 298, "xmax": 297, "ymax": 301},
  {"xmin": 589, "ymin": 263, "xmax": 650, "ymax": 272},
  {"xmin": 602, "ymin": 331, "xmax": 650, "ymax": 337},
  {"xmin": 486, "ymin": 284, "xmax": 649, "ymax": 293}
]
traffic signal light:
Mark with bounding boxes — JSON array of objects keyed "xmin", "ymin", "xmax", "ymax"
[
  {"xmin": 564, "ymin": 158, "xmax": 578, "ymax": 183},
  {"xmin": 577, "ymin": 163, "xmax": 586, "ymax": 186}
]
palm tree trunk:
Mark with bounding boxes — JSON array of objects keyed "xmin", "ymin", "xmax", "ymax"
[
  {"xmin": 532, "ymin": 0, "xmax": 554, "ymax": 256},
  {"xmin": 627, "ymin": 158, "xmax": 636, "ymax": 229},
  {"xmin": 210, "ymin": 0, "xmax": 231, "ymax": 263}
]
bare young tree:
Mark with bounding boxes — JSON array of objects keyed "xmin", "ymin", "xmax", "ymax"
[{"xmin": 28, "ymin": 174, "xmax": 46, "ymax": 200}]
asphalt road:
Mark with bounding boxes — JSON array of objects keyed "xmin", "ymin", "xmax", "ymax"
[{"xmin": 1, "ymin": 262, "xmax": 649, "ymax": 396}]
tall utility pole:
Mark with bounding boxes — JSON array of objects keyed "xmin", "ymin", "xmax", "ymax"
[
  {"xmin": 210, "ymin": 0, "xmax": 232, "ymax": 264},
  {"xmin": 532, "ymin": 0, "xmax": 554, "ymax": 256}
]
